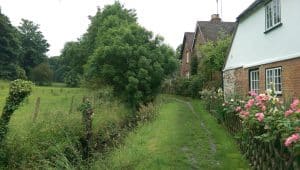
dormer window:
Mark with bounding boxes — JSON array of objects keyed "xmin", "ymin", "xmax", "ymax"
[{"xmin": 265, "ymin": 0, "xmax": 281, "ymax": 32}]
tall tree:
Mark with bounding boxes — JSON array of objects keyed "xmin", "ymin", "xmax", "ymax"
[
  {"xmin": 0, "ymin": 10, "xmax": 22, "ymax": 79},
  {"xmin": 18, "ymin": 19, "xmax": 49, "ymax": 75},
  {"xmin": 85, "ymin": 2, "xmax": 177, "ymax": 108}
]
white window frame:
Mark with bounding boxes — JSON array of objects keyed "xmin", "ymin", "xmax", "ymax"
[
  {"xmin": 265, "ymin": 67, "xmax": 282, "ymax": 94},
  {"xmin": 249, "ymin": 69, "xmax": 259, "ymax": 94},
  {"xmin": 265, "ymin": 0, "xmax": 281, "ymax": 31}
]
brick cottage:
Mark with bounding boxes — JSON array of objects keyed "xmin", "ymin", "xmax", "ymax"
[{"xmin": 180, "ymin": 14, "xmax": 236, "ymax": 78}]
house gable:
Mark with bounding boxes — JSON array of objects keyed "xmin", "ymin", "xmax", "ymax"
[{"xmin": 224, "ymin": 0, "xmax": 300, "ymax": 71}]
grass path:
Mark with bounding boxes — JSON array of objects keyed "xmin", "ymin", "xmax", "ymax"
[{"xmin": 92, "ymin": 96, "xmax": 249, "ymax": 169}]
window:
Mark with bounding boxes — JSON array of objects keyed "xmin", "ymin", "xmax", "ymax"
[
  {"xmin": 265, "ymin": 0, "xmax": 281, "ymax": 31},
  {"xmin": 186, "ymin": 52, "xmax": 190, "ymax": 63},
  {"xmin": 249, "ymin": 69, "xmax": 259, "ymax": 94},
  {"xmin": 266, "ymin": 67, "xmax": 282, "ymax": 94}
]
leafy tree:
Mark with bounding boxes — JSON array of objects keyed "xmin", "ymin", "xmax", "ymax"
[
  {"xmin": 198, "ymin": 34, "xmax": 232, "ymax": 88},
  {"xmin": 30, "ymin": 63, "xmax": 53, "ymax": 86},
  {"xmin": 85, "ymin": 2, "xmax": 177, "ymax": 109},
  {"xmin": 175, "ymin": 44, "xmax": 182, "ymax": 59},
  {"xmin": 18, "ymin": 19, "xmax": 49, "ymax": 75},
  {"xmin": 64, "ymin": 70, "xmax": 80, "ymax": 87},
  {"xmin": 0, "ymin": 10, "xmax": 22, "ymax": 80},
  {"xmin": 60, "ymin": 41, "xmax": 87, "ymax": 75},
  {"xmin": 48, "ymin": 56, "xmax": 65, "ymax": 82}
]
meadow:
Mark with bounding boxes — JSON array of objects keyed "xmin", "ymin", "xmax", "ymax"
[{"xmin": 0, "ymin": 80, "xmax": 131, "ymax": 169}]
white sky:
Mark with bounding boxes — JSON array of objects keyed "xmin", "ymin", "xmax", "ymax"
[{"xmin": 0, "ymin": 0, "xmax": 255, "ymax": 57}]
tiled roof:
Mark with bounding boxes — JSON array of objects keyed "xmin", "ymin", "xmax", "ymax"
[
  {"xmin": 196, "ymin": 21, "xmax": 236, "ymax": 42},
  {"xmin": 237, "ymin": 0, "xmax": 264, "ymax": 21},
  {"xmin": 180, "ymin": 32, "xmax": 195, "ymax": 59}
]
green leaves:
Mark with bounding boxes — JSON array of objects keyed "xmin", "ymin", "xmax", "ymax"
[
  {"xmin": 0, "ymin": 79, "xmax": 33, "ymax": 144},
  {"xmin": 83, "ymin": 2, "xmax": 177, "ymax": 109}
]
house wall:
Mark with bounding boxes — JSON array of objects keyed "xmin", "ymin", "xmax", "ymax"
[
  {"xmin": 224, "ymin": 57, "xmax": 300, "ymax": 99},
  {"xmin": 224, "ymin": 0, "xmax": 300, "ymax": 71},
  {"xmin": 180, "ymin": 49, "xmax": 190, "ymax": 77}
]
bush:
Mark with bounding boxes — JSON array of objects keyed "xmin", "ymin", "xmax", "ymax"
[
  {"xmin": 162, "ymin": 75, "xmax": 204, "ymax": 98},
  {"xmin": 30, "ymin": 63, "xmax": 53, "ymax": 86},
  {"xmin": 199, "ymin": 88, "xmax": 224, "ymax": 122},
  {"xmin": 0, "ymin": 79, "xmax": 33, "ymax": 144},
  {"xmin": 64, "ymin": 71, "xmax": 80, "ymax": 87}
]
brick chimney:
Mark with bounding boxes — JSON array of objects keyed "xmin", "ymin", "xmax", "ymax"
[{"xmin": 211, "ymin": 14, "xmax": 221, "ymax": 23}]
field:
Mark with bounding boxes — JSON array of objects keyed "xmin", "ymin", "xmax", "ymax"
[{"xmin": 0, "ymin": 80, "xmax": 130, "ymax": 169}]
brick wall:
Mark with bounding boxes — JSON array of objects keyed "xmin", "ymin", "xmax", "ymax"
[
  {"xmin": 180, "ymin": 50, "xmax": 190, "ymax": 77},
  {"xmin": 224, "ymin": 57, "xmax": 300, "ymax": 99}
]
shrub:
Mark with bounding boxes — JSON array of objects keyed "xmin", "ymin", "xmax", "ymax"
[
  {"xmin": 199, "ymin": 88, "xmax": 224, "ymax": 122},
  {"xmin": 136, "ymin": 103, "xmax": 158, "ymax": 123},
  {"xmin": 0, "ymin": 79, "xmax": 33, "ymax": 144},
  {"xmin": 64, "ymin": 70, "xmax": 80, "ymax": 87},
  {"xmin": 30, "ymin": 63, "xmax": 53, "ymax": 86}
]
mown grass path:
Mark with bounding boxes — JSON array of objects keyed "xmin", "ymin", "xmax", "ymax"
[{"xmin": 93, "ymin": 96, "xmax": 249, "ymax": 169}]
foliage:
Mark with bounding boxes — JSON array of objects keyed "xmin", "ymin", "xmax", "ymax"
[
  {"xmin": 84, "ymin": 2, "xmax": 177, "ymax": 108},
  {"xmin": 0, "ymin": 11, "xmax": 21, "ymax": 80},
  {"xmin": 0, "ymin": 79, "xmax": 33, "ymax": 144},
  {"xmin": 175, "ymin": 44, "xmax": 182, "ymax": 59},
  {"xmin": 60, "ymin": 41, "xmax": 87, "ymax": 75},
  {"xmin": 64, "ymin": 70, "xmax": 81, "ymax": 87},
  {"xmin": 162, "ymin": 75, "xmax": 203, "ymax": 98},
  {"xmin": 198, "ymin": 34, "xmax": 231, "ymax": 89},
  {"xmin": 18, "ymin": 19, "xmax": 49, "ymax": 75},
  {"xmin": 48, "ymin": 56, "xmax": 66, "ymax": 82},
  {"xmin": 135, "ymin": 103, "xmax": 158, "ymax": 123},
  {"xmin": 30, "ymin": 63, "xmax": 53, "ymax": 86},
  {"xmin": 199, "ymin": 88, "xmax": 224, "ymax": 122}
]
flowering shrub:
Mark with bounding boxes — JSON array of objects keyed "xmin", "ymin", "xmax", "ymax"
[
  {"xmin": 234, "ymin": 90, "xmax": 300, "ymax": 151},
  {"xmin": 200, "ymin": 88, "xmax": 225, "ymax": 122}
]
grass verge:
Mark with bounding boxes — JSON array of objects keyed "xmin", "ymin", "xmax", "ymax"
[{"xmin": 92, "ymin": 96, "xmax": 249, "ymax": 169}]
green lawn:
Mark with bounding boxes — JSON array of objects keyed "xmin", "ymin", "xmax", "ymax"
[{"xmin": 92, "ymin": 96, "xmax": 249, "ymax": 169}]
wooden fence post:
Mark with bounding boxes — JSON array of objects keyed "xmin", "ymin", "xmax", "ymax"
[
  {"xmin": 68, "ymin": 96, "xmax": 74, "ymax": 114},
  {"xmin": 80, "ymin": 97, "xmax": 93, "ymax": 159},
  {"xmin": 33, "ymin": 97, "xmax": 40, "ymax": 122}
]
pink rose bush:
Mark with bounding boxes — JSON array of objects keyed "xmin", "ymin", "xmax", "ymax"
[{"xmin": 224, "ymin": 90, "xmax": 300, "ymax": 149}]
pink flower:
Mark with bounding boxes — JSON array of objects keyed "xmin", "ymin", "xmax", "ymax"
[
  {"xmin": 297, "ymin": 109, "xmax": 300, "ymax": 113},
  {"xmin": 235, "ymin": 106, "xmax": 242, "ymax": 112},
  {"xmin": 285, "ymin": 109, "xmax": 294, "ymax": 117},
  {"xmin": 284, "ymin": 133, "xmax": 300, "ymax": 147},
  {"xmin": 290, "ymin": 99, "xmax": 300, "ymax": 110},
  {"xmin": 239, "ymin": 111, "xmax": 249, "ymax": 118},
  {"xmin": 261, "ymin": 105, "xmax": 267, "ymax": 112},
  {"xmin": 256, "ymin": 94, "xmax": 269, "ymax": 102},
  {"xmin": 245, "ymin": 99, "xmax": 255, "ymax": 110},
  {"xmin": 249, "ymin": 91, "xmax": 257, "ymax": 97},
  {"xmin": 255, "ymin": 112, "xmax": 264, "ymax": 122}
]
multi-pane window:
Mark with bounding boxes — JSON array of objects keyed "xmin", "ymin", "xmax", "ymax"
[
  {"xmin": 249, "ymin": 70, "xmax": 259, "ymax": 94},
  {"xmin": 265, "ymin": 0, "xmax": 281, "ymax": 31},
  {"xmin": 266, "ymin": 67, "xmax": 282, "ymax": 94}
]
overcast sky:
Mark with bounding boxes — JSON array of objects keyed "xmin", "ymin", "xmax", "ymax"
[{"xmin": 0, "ymin": 0, "xmax": 255, "ymax": 57}]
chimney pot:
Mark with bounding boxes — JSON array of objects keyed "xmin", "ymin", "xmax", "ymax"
[{"xmin": 211, "ymin": 14, "xmax": 221, "ymax": 23}]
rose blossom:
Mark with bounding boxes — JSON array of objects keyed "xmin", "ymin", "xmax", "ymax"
[
  {"xmin": 235, "ymin": 106, "xmax": 242, "ymax": 112},
  {"xmin": 285, "ymin": 109, "xmax": 294, "ymax": 117},
  {"xmin": 290, "ymin": 99, "xmax": 300, "ymax": 110},
  {"xmin": 255, "ymin": 112, "xmax": 264, "ymax": 122},
  {"xmin": 284, "ymin": 133, "xmax": 300, "ymax": 147}
]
